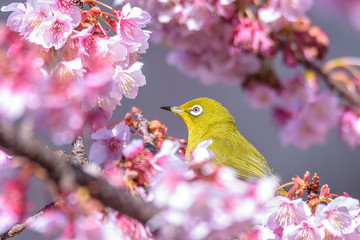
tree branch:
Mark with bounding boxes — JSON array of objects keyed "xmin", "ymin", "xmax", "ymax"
[
  {"xmin": 300, "ymin": 58, "xmax": 360, "ymax": 109},
  {"xmin": 132, "ymin": 107, "xmax": 157, "ymax": 154},
  {"xmin": 0, "ymin": 120, "xmax": 159, "ymax": 227},
  {"xmin": 0, "ymin": 200, "xmax": 58, "ymax": 240}
]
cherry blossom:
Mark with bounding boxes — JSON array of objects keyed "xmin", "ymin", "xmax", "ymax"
[
  {"xmin": 245, "ymin": 84, "xmax": 278, "ymax": 109},
  {"xmin": 111, "ymin": 62, "xmax": 146, "ymax": 101},
  {"xmin": 314, "ymin": 196, "xmax": 360, "ymax": 237},
  {"xmin": 89, "ymin": 122, "xmax": 131, "ymax": 164},
  {"xmin": 282, "ymin": 219, "xmax": 322, "ymax": 240},
  {"xmin": 340, "ymin": 109, "xmax": 360, "ymax": 148},
  {"xmin": 1, "ymin": 1, "xmax": 150, "ymax": 145},
  {"xmin": 263, "ymin": 196, "xmax": 311, "ymax": 230}
]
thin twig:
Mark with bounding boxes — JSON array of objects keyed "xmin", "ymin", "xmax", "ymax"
[
  {"xmin": 0, "ymin": 200, "xmax": 58, "ymax": 240},
  {"xmin": 300, "ymin": 58, "xmax": 360, "ymax": 109},
  {"xmin": 71, "ymin": 136, "xmax": 89, "ymax": 167},
  {"xmin": 0, "ymin": 120, "xmax": 159, "ymax": 227},
  {"xmin": 132, "ymin": 107, "xmax": 157, "ymax": 154}
]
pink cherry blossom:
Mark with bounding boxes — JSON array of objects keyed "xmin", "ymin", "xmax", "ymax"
[
  {"xmin": 245, "ymin": 84, "xmax": 278, "ymax": 109},
  {"xmin": 71, "ymin": 27, "xmax": 110, "ymax": 70},
  {"xmin": 76, "ymin": 66, "xmax": 116, "ymax": 113},
  {"xmin": 279, "ymin": 91, "xmax": 338, "ymax": 149},
  {"xmin": 282, "ymin": 219, "xmax": 322, "ymax": 240},
  {"xmin": 52, "ymin": 0, "xmax": 81, "ymax": 25},
  {"xmin": 279, "ymin": 117, "xmax": 328, "ymax": 150},
  {"xmin": 150, "ymin": 139, "xmax": 183, "ymax": 171},
  {"xmin": 89, "ymin": 122, "xmax": 131, "ymax": 164},
  {"xmin": 278, "ymin": 74, "xmax": 314, "ymax": 112},
  {"xmin": 123, "ymin": 139, "xmax": 144, "ymax": 159},
  {"xmin": 259, "ymin": 0, "xmax": 313, "ymax": 30},
  {"xmin": 315, "ymin": 196, "xmax": 360, "ymax": 237},
  {"xmin": 179, "ymin": 0, "xmax": 214, "ymax": 31},
  {"xmin": 39, "ymin": 11, "xmax": 74, "ymax": 50},
  {"xmin": 230, "ymin": 18, "xmax": 274, "ymax": 56},
  {"xmin": 189, "ymin": 139, "xmax": 214, "ymax": 165},
  {"xmin": 1, "ymin": 2, "xmax": 27, "ymax": 33},
  {"xmin": 116, "ymin": 3, "xmax": 151, "ymax": 45},
  {"xmin": 302, "ymin": 91, "xmax": 339, "ymax": 131},
  {"xmin": 111, "ymin": 62, "xmax": 146, "ymax": 101},
  {"xmin": 263, "ymin": 196, "xmax": 311, "ymax": 230},
  {"xmin": 340, "ymin": 109, "xmax": 360, "ymax": 148}
]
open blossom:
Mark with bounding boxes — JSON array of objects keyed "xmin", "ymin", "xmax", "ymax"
[
  {"xmin": 282, "ymin": 219, "xmax": 322, "ymax": 240},
  {"xmin": 263, "ymin": 196, "xmax": 311, "ymax": 230},
  {"xmin": 314, "ymin": 196, "xmax": 360, "ymax": 237},
  {"xmin": 111, "ymin": 62, "xmax": 146, "ymax": 101},
  {"xmin": 1, "ymin": 0, "xmax": 80, "ymax": 49},
  {"xmin": 39, "ymin": 11, "xmax": 74, "ymax": 50},
  {"xmin": 116, "ymin": 3, "xmax": 151, "ymax": 45},
  {"xmin": 89, "ymin": 122, "xmax": 131, "ymax": 164},
  {"xmin": 150, "ymin": 139, "xmax": 183, "ymax": 171},
  {"xmin": 1, "ymin": 2, "xmax": 151, "ymax": 144}
]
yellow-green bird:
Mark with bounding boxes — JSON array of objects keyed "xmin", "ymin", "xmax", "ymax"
[{"xmin": 161, "ymin": 97, "xmax": 275, "ymax": 181}]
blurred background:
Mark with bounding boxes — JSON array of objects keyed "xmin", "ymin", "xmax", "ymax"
[{"xmin": 1, "ymin": 0, "xmax": 360, "ymax": 239}]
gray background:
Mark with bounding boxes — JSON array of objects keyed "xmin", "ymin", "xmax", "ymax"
[{"xmin": 1, "ymin": 1, "xmax": 360, "ymax": 239}]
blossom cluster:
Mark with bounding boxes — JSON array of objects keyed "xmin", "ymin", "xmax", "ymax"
[
  {"xmin": 134, "ymin": 0, "xmax": 360, "ymax": 149},
  {"xmin": 247, "ymin": 74, "xmax": 339, "ymax": 149},
  {"xmin": 1, "ymin": 109, "xmax": 360, "ymax": 239},
  {"xmin": 0, "ymin": 0, "xmax": 150, "ymax": 145}
]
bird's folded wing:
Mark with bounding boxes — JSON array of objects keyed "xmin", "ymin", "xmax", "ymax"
[{"xmin": 222, "ymin": 155, "xmax": 275, "ymax": 181}]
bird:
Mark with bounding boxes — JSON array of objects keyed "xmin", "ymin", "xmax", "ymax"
[{"xmin": 160, "ymin": 97, "xmax": 275, "ymax": 181}]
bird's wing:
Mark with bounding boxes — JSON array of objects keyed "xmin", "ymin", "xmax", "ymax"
[
  {"xmin": 222, "ymin": 154, "xmax": 275, "ymax": 181},
  {"xmin": 210, "ymin": 133, "xmax": 275, "ymax": 181}
]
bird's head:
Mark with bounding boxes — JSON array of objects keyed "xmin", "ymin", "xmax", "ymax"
[{"xmin": 161, "ymin": 98, "xmax": 235, "ymax": 131}]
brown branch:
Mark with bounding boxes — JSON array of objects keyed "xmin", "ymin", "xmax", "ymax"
[
  {"xmin": 0, "ymin": 120, "xmax": 160, "ymax": 228},
  {"xmin": 132, "ymin": 107, "xmax": 157, "ymax": 154},
  {"xmin": 300, "ymin": 59, "xmax": 360, "ymax": 109},
  {"xmin": 0, "ymin": 200, "xmax": 59, "ymax": 240},
  {"xmin": 71, "ymin": 136, "xmax": 89, "ymax": 167}
]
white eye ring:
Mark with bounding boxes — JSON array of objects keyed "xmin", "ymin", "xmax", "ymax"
[{"xmin": 190, "ymin": 105, "xmax": 202, "ymax": 116}]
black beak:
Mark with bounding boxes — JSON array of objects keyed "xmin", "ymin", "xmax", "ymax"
[{"xmin": 160, "ymin": 106, "xmax": 172, "ymax": 111}]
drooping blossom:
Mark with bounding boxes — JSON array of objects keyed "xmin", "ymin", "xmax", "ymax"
[{"xmin": 89, "ymin": 122, "xmax": 131, "ymax": 164}]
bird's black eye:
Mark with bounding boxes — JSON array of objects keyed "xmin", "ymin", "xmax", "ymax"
[{"xmin": 190, "ymin": 105, "xmax": 202, "ymax": 116}]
